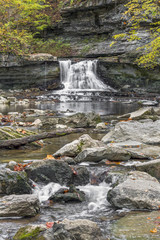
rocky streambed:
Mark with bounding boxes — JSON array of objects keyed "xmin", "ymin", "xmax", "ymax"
[{"xmin": 0, "ymin": 97, "xmax": 160, "ymax": 239}]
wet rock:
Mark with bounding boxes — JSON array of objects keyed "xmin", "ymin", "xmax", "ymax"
[
  {"xmin": 111, "ymin": 211, "xmax": 160, "ymax": 240},
  {"xmin": 118, "ymin": 107, "xmax": 157, "ymax": 121},
  {"xmin": 139, "ymin": 100, "xmax": 158, "ymax": 106},
  {"xmin": 49, "ymin": 186, "xmax": 85, "ymax": 203},
  {"xmin": 60, "ymin": 112, "xmax": 102, "ymax": 128},
  {"xmin": 0, "ymin": 96, "xmax": 9, "ymax": 104},
  {"xmin": 96, "ymin": 122, "xmax": 107, "ymax": 129},
  {"xmin": 53, "ymin": 134, "xmax": 105, "ymax": 158},
  {"xmin": 54, "ymin": 219, "xmax": 103, "ymax": 240},
  {"xmin": 56, "ymin": 124, "xmax": 68, "ymax": 129},
  {"xmin": 0, "ymin": 194, "xmax": 40, "ymax": 217},
  {"xmin": 13, "ymin": 219, "xmax": 103, "ymax": 240},
  {"xmin": 60, "ymin": 156, "xmax": 76, "ymax": 165},
  {"xmin": 102, "ymin": 120, "xmax": 160, "ymax": 145},
  {"xmin": 32, "ymin": 119, "xmax": 42, "ymax": 127},
  {"xmin": 0, "ymin": 168, "xmax": 32, "ymax": 195},
  {"xmin": 73, "ymin": 166, "xmax": 90, "ymax": 186},
  {"xmin": 25, "ymin": 159, "xmax": 73, "ymax": 185},
  {"xmin": 74, "ymin": 146, "xmax": 131, "ymax": 163},
  {"xmin": 105, "ymin": 169, "xmax": 129, "ymax": 187},
  {"xmin": 13, "ymin": 224, "xmax": 47, "ymax": 240},
  {"xmin": 7, "ymin": 160, "xmax": 17, "ymax": 170},
  {"xmin": 136, "ymin": 159, "xmax": 160, "ymax": 180},
  {"xmin": 107, "ymin": 171, "xmax": 160, "ymax": 210},
  {"xmin": 107, "ymin": 141, "xmax": 160, "ymax": 159}
]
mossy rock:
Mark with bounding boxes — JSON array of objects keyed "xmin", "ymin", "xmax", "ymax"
[{"xmin": 13, "ymin": 225, "xmax": 46, "ymax": 240}]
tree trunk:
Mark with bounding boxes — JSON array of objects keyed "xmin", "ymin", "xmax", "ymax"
[{"xmin": 0, "ymin": 128, "xmax": 85, "ymax": 149}]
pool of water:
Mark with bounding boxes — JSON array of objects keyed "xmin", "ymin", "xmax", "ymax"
[{"xmin": 0, "ymin": 99, "xmax": 139, "ymax": 116}]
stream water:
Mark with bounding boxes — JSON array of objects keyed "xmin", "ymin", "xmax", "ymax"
[{"xmin": 0, "ymin": 60, "xmax": 156, "ymax": 240}]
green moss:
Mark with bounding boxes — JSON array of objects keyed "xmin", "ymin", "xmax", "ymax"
[
  {"xmin": 13, "ymin": 226, "xmax": 45, "ymax": 240},
  {"xmin": 77, "ymin": 141, "xmax": 84, "ymax": 153}
]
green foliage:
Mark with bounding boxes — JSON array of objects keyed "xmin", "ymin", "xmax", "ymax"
[
  {"xmin": 33, "ymin": 38, "xmax": 72, "ymax": 57},
  {"xmin": 0, "ymin": 0, "xmax": 74, "ymax": 56},
  {"xmin": 111, "ymin": 0, "xmax": 160, "ymax": 68}
]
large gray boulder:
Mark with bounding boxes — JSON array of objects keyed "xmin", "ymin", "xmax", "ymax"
[
  {"xmin": 0, "ymin": 168, "xmax": 32, "ymax": 195},
  {"xmin": 53, "ymin": 134, "xmax": 105, "ymax": 157},
  {"xmin": 25, "ymin": 159, "xmax": 73, "ymax": 185},
  {"xmin": 74, "ymin": 146, "xmax": 131, "ymax": 163},
  {"xmin": 107, "ymin": 171, "xmax": 160, "ymax": 210},
  {"xmin": 55, "ymin": 219, "xmax": 103, "ymax": 240},
  {"xmin": 25, "ymin": 159, "xmax": 89, "ymax": 186},
  {"xmin": 0, "ymin": 194, "xmax": 40, "ymax": 217},
  {"xmin": 102, "ymin": 120, "xmax": 160, "ymax": 145},
  {"xmin": 136, "ymin": 159, "xmax": 160, "ymax": 180}
]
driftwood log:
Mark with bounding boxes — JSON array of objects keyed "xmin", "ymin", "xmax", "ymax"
[{"xmin": 0, "ymin": 128, "xmax": 85, "ymax": 149}]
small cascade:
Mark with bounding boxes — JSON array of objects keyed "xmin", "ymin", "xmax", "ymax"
[
  {"xmin": 51, "ymin": 60, "xmax": 116, "ymax": 102},
  {"xmin": 60, "ymin": 60, "xmax": 108, "ymax": 90}
]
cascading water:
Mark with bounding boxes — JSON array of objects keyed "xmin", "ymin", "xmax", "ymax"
[
  {"xmin": 51, "ymin": 60, "xmax": 116, "ymax": 103},
  {"xmin": 60, "ymin": 60, "xmax": 110, "ymax": 91}
]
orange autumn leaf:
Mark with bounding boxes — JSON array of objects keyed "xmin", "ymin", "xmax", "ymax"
[
  {"xmin": 150, "ymin": 228, "xmax": 157, "ymax": 233},
  {"xmin": 46, "ymin": 222, "xmax": 54, "ymax": 228},
  {"xmin": 156, "ymin": 216, "xmax": 160, "ymax": 219},
  {"xmin": 64, "ymin": 189, "xmax": 69, "ymax": 193},
  {"xmin": 147, "ymin": 217, "xmax": 151, "ymax": 220},
  {"xmin": 44, "ymin": 155, "xmax": 55, "ymax": 160}
]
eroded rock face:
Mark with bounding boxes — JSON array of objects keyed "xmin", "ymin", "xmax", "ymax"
[
  {"xmin": 0, "ymin": 168, "xmax": 32, "ymax": 195},
  {"xmin": 0, "ymin": 54, "xmax": 60, "ymax": 90},
  {"xmin": 53, "ymin": 134, "xmax": 105, "ymax": 158},
  {"xmin": 107, "ymin": 171, "xmax": 160, "ymax": 210},
  {"xmin": 0, "ymin": 194, "xmax": 40, "ymax": 217},
  {"xmin": 102, "ymin": 120, "xmax": 160, "ymax": 145}
]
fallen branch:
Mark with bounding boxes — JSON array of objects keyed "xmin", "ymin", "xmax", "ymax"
[{"xmin": 0, "ymin": 128, "xmax": 85, "ymax": 149}]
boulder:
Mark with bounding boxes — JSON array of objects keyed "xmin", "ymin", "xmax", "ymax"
[
  {"xmin": 0, "ymin": 168, "xmax": 32, "ymax": 195},
  {"xmin": 49, "ymin": 186, "xmax": 85, "ymax": 203},
  {"xmin": 118, "ymin": 107, "xmax": 157, "ymax": 121},
  {"xmin": 102, "ymin": 120, "xmax": 160, "ymax": 145},
  {"xmin": 53, "ymin": 134, "xmax": 105, "ymax": 157},
  {"xmin": 53, "ymin": 219, "xmax": 103, "ymax": 240},
  {"xmin": 56, "ymin": 124, "xmax": 68, "ymax": 129},
  {"xmin": 71, "ymin": 166, "xmax": 90, "ymax": 186},
  {"xmin": 96, "ymin": 122, "xmax": 106, "ymax": 129},
  {"xmin": 60, "ymin": 112, "xmax": 102, "ymax": 128},
  {"xmin": 107, "ymin": 141, "xmax": 160, "ymax": 159},
  {"xmin": 107, "ymin": 171, "xmax": 160, "ymax": 210},
  {"xmin": 32, "ymin": 119, "xmax": 42, "ymax": 127},
  {"xmin": 13, "ymin": 225, "xmax": 47, "ymax": 240},
  {"xmin": 0, "ymin": 194, "xmax": 40, "ymax": 217},
  {"xmin": 136, "ymin": 159, "xmax": 160, "ymax": 180},
  {"xmin": 25, "ymin": 159, "xmax": 73, "ymax": 185},
  {"xmin": 74, "ymin": 146, "xmax": 131, "ymax": 163}
]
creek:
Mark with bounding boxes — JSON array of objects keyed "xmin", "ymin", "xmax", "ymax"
[{"xmin": 0, "ymin": 60, "xmax": 157, "ymax": 240}]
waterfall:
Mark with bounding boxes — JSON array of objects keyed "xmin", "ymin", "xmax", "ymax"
[{"xmin": 59, "ymin": 60, "xmax": 112, "ymax": 91}]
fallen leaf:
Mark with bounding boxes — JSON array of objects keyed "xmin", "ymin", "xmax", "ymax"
[
  {"xmin": 44, "ymin": 155, "xmax": 55, "ymax": 160},
  {"xmin": 147, "ymin": 217, "xmax": 151, "ymax": 220},
  {"xmin": 46, "ymin": 222, "xmax": 54, "ymax": 228},
  {"xmin": 150, "ymin": 228, "xmax": 157, "ymax": 233}
]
